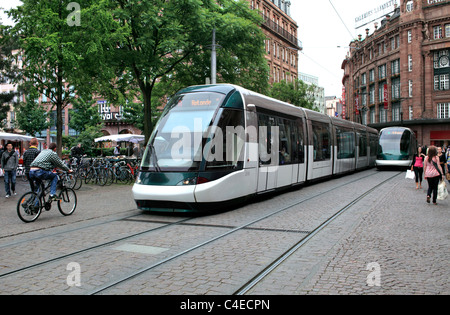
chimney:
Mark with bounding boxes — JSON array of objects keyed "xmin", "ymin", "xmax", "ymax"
[
  {"xmin": 374, "ymin": 22, "xmax": 378, "ymax": 30},
  {"xmin": 358, "ymin": 34, "xmax": 362, "ymax": 41},
  {"xmin": 366, "ymin": 28, "xmax": 370, "ymax": 37}
]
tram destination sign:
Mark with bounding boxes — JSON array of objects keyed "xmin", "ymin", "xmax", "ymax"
[{"xmin": 354, "ymin": 0, "xmax": 398, "ymax": 29}]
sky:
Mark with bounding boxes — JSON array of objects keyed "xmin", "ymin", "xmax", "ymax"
[
  {"xmin": 1, "ymin": 0, "xmax": 396, "ymax": 97},
  {"xmin": 291, "ymin": 0, "xmax": 397, "ymax": 97}
]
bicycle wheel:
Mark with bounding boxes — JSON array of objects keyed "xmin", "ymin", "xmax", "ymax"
[
  {"xmin": 84, "ymin": 169, "xmax": 94, "ymax": 185},
  {"xmin": 73, "ymin": 175, "xmax": 83, "ymax": 190},
  {"xmin": 58, "ymin": 188, "xmax": 77, "ymax": 216},
  {"xmin": 105, "ymin": 168, "xmax": 115, "ymax": 186},
  {"xmin": 17, "ymin": 192, "xmax": 42, "ymax": 223},
  {"xmin": 97, "ymin": 168, "xmax": 107, "ymax": 186},
  {"xmin": 64, "ymin": 173, "xmax": 77, "ymax": 189}
]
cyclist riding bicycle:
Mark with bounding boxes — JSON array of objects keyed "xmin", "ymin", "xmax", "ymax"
[{"xmin": 29, "ymin": 143, "xmax": 72, "ymax": 201}]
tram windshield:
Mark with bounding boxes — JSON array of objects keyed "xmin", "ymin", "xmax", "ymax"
[
  {"xmin": 378, "ymin": 129, "xmax": 411, "ymax": 157},
  {"xmin": 141, "ymin": 92, "xmax": 225, "ymax": 171}
]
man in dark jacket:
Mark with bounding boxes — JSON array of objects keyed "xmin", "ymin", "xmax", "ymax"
[
  {"xmin": 1, "ymin": 143, "xmax": 19, "ymax": 198},
  {"xmin": 23, "ymin": 138, "xmax": 41, "ymax": 192}
]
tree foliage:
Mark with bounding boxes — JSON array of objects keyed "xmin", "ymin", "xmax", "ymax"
[
  {"xmin": 270, "ymin": 79, "xmax": 318, "ymax": 111},
  {"xmin": 6, "ymin": 0, "xmax": 97, "ymax": 154},
  {"xmin": 82, "ymin": 0, "xmax": 269, "ymax": 142}
]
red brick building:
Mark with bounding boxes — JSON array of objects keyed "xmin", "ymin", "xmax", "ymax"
[
  {"xmin": 342, "ymin": 0, "xmax": 450, "ymax": 147},
  {"xmin": 249, "ymin": 0, "xmax": 301, "ymax": 84}
]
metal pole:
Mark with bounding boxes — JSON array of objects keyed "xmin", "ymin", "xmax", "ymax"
[{"xmin": 211, "ymin": 28, "xmax": 217, "ymax": 84}]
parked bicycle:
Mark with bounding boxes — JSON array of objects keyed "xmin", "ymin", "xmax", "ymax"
[{"xmin": 17, "ymin": 171, "xmax": 77, "ymax": 223}]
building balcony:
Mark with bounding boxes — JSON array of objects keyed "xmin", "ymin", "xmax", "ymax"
[{"xmin": 260, "ymin": 13, "xmax": 301, "ymax": 50}]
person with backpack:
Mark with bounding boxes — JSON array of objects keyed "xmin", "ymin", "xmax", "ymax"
[{"xmin": 1, "ymin": 142, "xmax": 19, "ymax": 198}]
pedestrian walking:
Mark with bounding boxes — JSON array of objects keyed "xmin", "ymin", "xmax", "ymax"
[
  {"xmin": 424, "ymin": 146, "xmax": 444, "ymax": 205},
  {"xmin": 446, "ymin": 146, "xmax": 450, "ymax": 183},
  {"xmin": 22, "ymin": 138, "xmax": 41, "ymax": 192},
  {"xmin": 1, "ymin": 143, "xmax": 19, "ymax": 198},
  {"xmin": 412, "ymin": 146, "xmax": 425, "ymax": 189}
]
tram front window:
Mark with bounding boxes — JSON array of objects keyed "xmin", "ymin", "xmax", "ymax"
[
  {"xmin": 141, "ymin": 92, "xmax": 225, "ymax": 171},
  {"xmin": 379, "ymin": 130, "xmax": 411, "ymax": 157}
]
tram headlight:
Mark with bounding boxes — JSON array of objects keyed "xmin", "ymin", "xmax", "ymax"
[
  {"xmin": 178, "ymin": 177, "xmax": 197, "ymax": 186},
  {"xmin": 177, "ymin": 176, "xmax": 209, "ymax": 186}
]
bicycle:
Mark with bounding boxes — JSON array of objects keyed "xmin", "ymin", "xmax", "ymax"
[{"xmin": 17, "ymin": 171, "xmax": 77, "ymax": 223}]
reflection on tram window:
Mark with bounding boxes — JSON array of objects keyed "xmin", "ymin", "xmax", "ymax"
[
  {"xmin": 312, "ymin": 122, "xmax": 331, "ymax": 162},
  {"xmin": 205, "ymin": 109, "xmax": 245, "ymax": 170},
  {"xmin": 141, "ymin": 92, "xmax": 225, "ymax": 171},
  {"xmin": 336, "ymin": 127, "xmax": 355, "ymax": 159}
]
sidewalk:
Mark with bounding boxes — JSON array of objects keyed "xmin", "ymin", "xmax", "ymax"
[{"xmin": 250, "ymin": 174, "xmax": 450, "ymax": 295}]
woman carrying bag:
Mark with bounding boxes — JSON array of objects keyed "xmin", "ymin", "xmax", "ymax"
[{"xmin": 424, "ymin": 146, "xmax": 444, "ymax": 205}]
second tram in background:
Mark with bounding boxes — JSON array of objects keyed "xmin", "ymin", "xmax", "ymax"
[{"xmin": 376, "ymin": 127, "xmax": 417, "ymax": 169}]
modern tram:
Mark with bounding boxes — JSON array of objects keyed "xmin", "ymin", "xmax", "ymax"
[
  {"xmin": 133, "ymin": 84, "xmax": 379, "ymax": 212},
  {"xmin": 376, "ymin": 127, "xmax": 417, "ymax": 169}
]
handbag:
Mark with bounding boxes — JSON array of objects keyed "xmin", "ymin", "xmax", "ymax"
[
  {"xmin": 405, "ymin": 170, "xmax": 415, "ymax": 180},
  {"xmin": 437, "ymin": 180, "xmax": 448, "ymax": 200}
]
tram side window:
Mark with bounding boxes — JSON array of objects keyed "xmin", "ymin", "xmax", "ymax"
[
  {"xmin": 358, "ymin": 132, "xmax": 368, "ymax": 157},
  {"xmin": 336, "ymin": 127, "xmax": 355, "ymax": 159},
  {"xmin": 291, "ymin": 120, "xmax": 305, "ymax": 164},
  {"xmin": 312, "ymin": 122, "xmax": 331, "ymax": 162},
  {"xmin": 278, "ymin": 118, "xmax": 292, "ymax": 165}
]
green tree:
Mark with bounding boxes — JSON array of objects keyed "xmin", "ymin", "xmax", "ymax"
[
  {"xmin": 14, "ymin": 89, "xmax": 50, "ymax": 136},
  {"xmin": 270, "ymin": 79, "xmax": 318, "ymax": 111},
  {"xmin": 69, "ymin": 95, "xmax": 102, "ymax": 134},
  {"xmin": 6, "ymin": 0, "xmax": 97, "ymax": 154},
  {"xmin": 83, "ymin": 0, "xmax": 268, "ymax": 142},
  {"xmin": 0, "ymin": 25, "xmax": 19, "ymax": 127}
]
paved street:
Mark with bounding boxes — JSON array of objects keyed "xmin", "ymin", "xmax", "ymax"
[{"xmin": 0, "ymin": 169, "xmax": 448, "ymax": 295}]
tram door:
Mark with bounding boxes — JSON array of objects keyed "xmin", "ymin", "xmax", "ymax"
[{"xmin": 257, "ymin": 114, "xmax": 277, "ymax": 192}]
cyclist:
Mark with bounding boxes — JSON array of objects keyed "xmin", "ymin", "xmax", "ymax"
[{"xmin": 29, "ymin": 143, "xmax": 72, "ymax": 201}]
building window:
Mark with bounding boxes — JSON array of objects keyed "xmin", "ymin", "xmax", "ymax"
[
  {"xmin": 435, "ymin": 74, "xmax": 450, "ymax": 90},
  {"xmin": 361, "ymin": 73, "xmax": 366, "ymax": 86},
  {"xmin": 433, "ymin": 26, "xmax": 443, "ymax": 40},
  {"xmin": 408, "ymin": 55, "xmax": 413, "ymax": 71},
  {"xmin": 378, "ymin": 81, "xmax": 386, "ymax": 103},
  {"xmin": 437, "ymin": 103, "xmax": 450, "ymax": 119},
  {"xmin": 446, "ymin": 24, "xmax": 450, "ymax": 38},
  {"xmin": 392, "ymin": 77, "xmax": 401, "ymax": 100},
  {"xmin": 392, "ymin": 103, "xmax": 401, "ymax": 122},
  {"xmin": 391, "ymin": 59, "xmax": 400, "ymax": 75},
  {"xmin": 378, "ymin": 64, "xmax": 386, "ymax": 79},
  {"xmin": 369, "ymin": 85, "xmax": 375, "ymax": 104},
  {"xmin": 370, "ymin": 107, "xmax": 376, "ymax": 124},
  {"xmin": 406, "ymin": 0, "xmax": 413, "ymax": 12},
  {"xmin": 369, "ymin": 69, "xmax": 375, "ymax": 82},
  {"xmin": 409, "ymin": 106, "xmax": 413, "ymax": 120},
  {"xmin": 409, "ymin": 80, "xmax": 413, "ymax": 97},
  {"xmin": 379, "ymin": 105, "xmax": 387, "ymax": 123},
  {"xmin": 408, "ymin": 30, "xmax": 412, "ymax": 43}
]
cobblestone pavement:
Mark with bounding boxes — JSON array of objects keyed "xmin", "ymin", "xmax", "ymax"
[{"xmin": 0, "ymin": 170, "xmax": 448, "ymax": 295}]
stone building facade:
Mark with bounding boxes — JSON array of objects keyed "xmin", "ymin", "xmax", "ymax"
[
  {"xmin": 249, "ymin": 0, "xmax": 301, "ymax": 84},
  {"xmin": 341, "ymin": 0, "xmax": 450, "ymax": 147}
]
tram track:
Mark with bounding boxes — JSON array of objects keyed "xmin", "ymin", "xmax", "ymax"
[
  {"xmin": 233, "ymin": 171, "xmax": 402, "ymax": 295},
  {"xmin": 88, "ymin": 170, "xmax": 398, "ymax": 295},
  {"xmin": 0, "ymin": 169, "xmax": 394, "ymax": 294}
]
